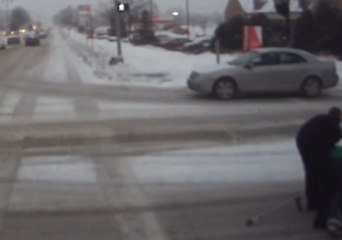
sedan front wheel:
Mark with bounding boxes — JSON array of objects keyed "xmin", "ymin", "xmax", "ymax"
[
  {"xmin": 301, "ymin": 77, "xmax": 322, "ymax": 98},
  {"xmin": 213, "ymin": 78, "xmax": 237, "ymax": 100}
]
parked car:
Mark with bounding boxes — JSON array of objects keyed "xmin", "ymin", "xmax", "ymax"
[
  {"xmin": 187, "ymin": 48, "xmax": 339, "ymax": 99},
  {"xmin": 38, "ymin": 29, "xmax": 48, "ymax": 39},
  {"xmin": 0, "ymin": 37, "xmax": 6, "ymax": 50},
  {"xmin": 108, "ymin": 36, "xmax": 117, "ymax": 42},
  {"xmin": 183, "ymin": 36, "xmax": 212, "ymax": 54},
  {"xmin": 7, "ymin": 31, "xmax": 20, "ymax": 45},
  {"xmin": 131, "ymin": 30, "xmax": 156, "ymax": 45},
  {"xmin": 96, "ymin": 33, "xmax": 108, "ymax": 40},
  {"xmin": 154, "ymin": 31, "xmax": 189, "ymax": 50},
  {"xmin": 94, "ymin": 26, "xmax": 109, "ymax": 40},
  {"xmin": 24, "ymin": 32, "xmax": 40, "ymax": 46},
  {"xmin": 161, "ymin": 38, "xmax": 191, "ymax": 51}
]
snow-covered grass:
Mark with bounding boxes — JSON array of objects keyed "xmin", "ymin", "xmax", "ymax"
[
  {"xmin": 65, "ymin": 29, "xmax": 235, "ymax": 88},
  {"xmin": 60, "ymin": 29, "xmax": 342, "ymax": 89}
]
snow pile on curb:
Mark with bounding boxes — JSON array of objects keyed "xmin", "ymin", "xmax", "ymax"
[
  {"xmin": 62, "ymin": 29, "xmax": 342, "ymax": 88},
  {"xmin": 65, "ymin": 29, "xmax": 235, "ymax": 88}
]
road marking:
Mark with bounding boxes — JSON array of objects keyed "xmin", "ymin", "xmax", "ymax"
[
  {"xmin": 64, "ymin": 38, "xmax": 170, "ymax": 239},
  {"xmin": 0, "ymin": 149, "xmax": 23, "ymax": 236},
  {"xmin": 94, "ymin": 157, "xmax": 170, "ymax": 240}
]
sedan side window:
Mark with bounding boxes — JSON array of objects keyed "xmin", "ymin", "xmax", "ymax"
[
  {"xmin": 251, "ymin": 53, "xmax": 278, "ymax": 66},
  {"xmin": 279, "ymin": 53, "xmax": 307, "ymax": 64}
]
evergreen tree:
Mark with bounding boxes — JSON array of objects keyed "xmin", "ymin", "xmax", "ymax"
[
  {"xmin": 215, "ymin": 15, "xmax": 245, "ymax": 51},
  {"xmin": 293, "ymin": 11, "xmax": 316, "ymax": 51},
  {"xmin": 294, "ymin": 0, "xmax": 342, "ymax": 55},
  {"xmin": 134, "ymin": 10, "xmax": 155, "ymax": 44},
  {"xmin": 314, "ymin": 0, "xmax": 340, "ymax": 53}
]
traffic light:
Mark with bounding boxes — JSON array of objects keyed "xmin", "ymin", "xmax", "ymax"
[
  {"xmin": 117, "ymin": 2, "xmax": 129, "ymax": 12},
  {"xmin": 274, "ymin": 0, "xmax": 289, "ymax": 17}
]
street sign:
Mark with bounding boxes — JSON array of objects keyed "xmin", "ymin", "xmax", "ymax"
[{"xmin": 78, "ymin": 4, "xmax": 92, "ymax": 16}]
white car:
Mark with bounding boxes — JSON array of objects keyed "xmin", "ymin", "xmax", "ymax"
[
  {"xmin": 94, "ymin": 26, "xmax": 109, "ymax": 40},
  {"xmin": 6, "ymin": 31, "xmax": 20, "ymax": 45},
  {"xmin": 187, "ymin": 48, "xmax": 339, "ymax": 99}
]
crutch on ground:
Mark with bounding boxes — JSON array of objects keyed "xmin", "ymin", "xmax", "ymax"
[{"xmin": 245, "ymin": 196, "xmax": 303, "ymax": 227}]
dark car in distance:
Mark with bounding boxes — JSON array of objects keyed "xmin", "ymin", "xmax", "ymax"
[
  {"xmin": 161, "ymin": 38, "xmax": 191, "ymax": 51},
  {"xmin": 183, "ymin": 37, "xmax": 212, "ymax": 54},
  {"xmin": 25, "ymin": 32, "xmax": 40, "ymax": 46}
]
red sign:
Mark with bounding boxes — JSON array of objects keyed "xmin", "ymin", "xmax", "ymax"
[
  {"xmin": 243, "ymin": 26, "xmax": 263, "ymax": 51},
  {"xmin": 79, "ymin": 5, "xmax": 92, "ymax": 15}
]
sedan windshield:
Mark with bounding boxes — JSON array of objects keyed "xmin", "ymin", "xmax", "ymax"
[{"xmin": 228, "ymin": 52, "xmax": 259, "ymax": 66}]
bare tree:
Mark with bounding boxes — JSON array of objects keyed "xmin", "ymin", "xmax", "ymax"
[
  {"xmin": 191, "ymin": 13, "xmax": 210, "ymax": 34},
  {"xmin": 93, "ymin": 2, "xmax": 113, "ymax": 26},
  {"xmin": 0, "ymin": 9, "xmax": 5, "ymax": 29},
  {"xmin": 10, "ymin": 7, "xmax": 31, "ymax": 30},
  {"xmin": 53, "ymin": 6, "xmax": 77, "ymax": 27}
]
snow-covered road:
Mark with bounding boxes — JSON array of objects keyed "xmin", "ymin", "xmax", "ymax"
[
  {"xmin": 2, "ymin": 137, "xmax": 324, "ymax": 240},
  {"xmin": 0, "ymin": 29, "xmax": 338, "ymax": 239}
]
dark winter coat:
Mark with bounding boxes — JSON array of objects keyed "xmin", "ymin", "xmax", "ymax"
[{"xmin": 297, "ymin": 114, "xmax": 341, "ymax": 151}]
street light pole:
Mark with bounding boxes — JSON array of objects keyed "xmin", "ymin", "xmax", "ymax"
[
  {"xmin": 115, "ymin": 0, "xmax": 122, "ymax": 59},
  {"xmin": 185, "ymin": 0, "xmax": 190, "ymax": 39},
  {"xmin": 149, "ymin": 0, "xmax": 154, "ymax": 30},
  {"xmin": 274, "ymin": 0, "xmax": 291, "ymax": 46},
  {"xmin": 1, "ymin": 0, "xmax": 13, "ymax": 30},
  {"xmin": 149, "ymin": 0, "xmax": 153, "ymax": 19}
]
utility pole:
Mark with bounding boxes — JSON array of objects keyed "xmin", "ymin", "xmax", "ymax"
[
  {"xmin": 5, "ymin": 0, "xmax": 9, "ymax": 29},
  {"xmin": 1, "ymin": 0, "xmax": 13, "ymax": 30},
  {"xmin": 186, "ymin": 0, "xmax": 190, "ymax": 39},
  {"xmin": 274, "ymin": 0, "xmax": 291, "ymax": 46},
  {"xmin": 109, "ymin": 1, "xmax": 129, "ymax": 64},
  {"xmin": 149, "ymin": 0, "xmax": 153, "ymax": 19},
  {"xmin": 149, "ymin": 0, "xmax": 154, "ymax": 30}
]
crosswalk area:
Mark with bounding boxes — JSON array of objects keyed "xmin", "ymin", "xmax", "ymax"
[{"xmin": 1, "ymin": 32, "xmax": 341, "ymax": 239}]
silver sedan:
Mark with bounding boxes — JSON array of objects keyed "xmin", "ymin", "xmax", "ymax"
[{"xmin": 187, "ymin": 48, "xmax": 339, "ymax": 99}]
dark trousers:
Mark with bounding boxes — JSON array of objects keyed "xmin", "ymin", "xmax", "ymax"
[
  {"xmin": 316, "ymin": 173, "xmax": 337, "ymax": 226},
  {"xmin": 304, "ymin": 168, "xmax": 320, "ymax": 210},
  {"xmin": 296, "ymin": 140, "xmax": 320, "ymax": 210},
  {"xmin": 296, "ymin": 139, "xmax": 335, "ymax": 226}
]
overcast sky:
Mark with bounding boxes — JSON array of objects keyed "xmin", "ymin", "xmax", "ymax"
[{"xmin": 5, "ymin": 0, "xmax": 228, "ymax": 24}]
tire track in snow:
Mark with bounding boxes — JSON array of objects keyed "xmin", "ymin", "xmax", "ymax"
[{"xmin": 62, "ymin": 34, "xmax": 170, "ymax": 240}]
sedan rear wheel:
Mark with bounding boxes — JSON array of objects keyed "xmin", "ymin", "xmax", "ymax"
[
  {"xmin": 301, "ymin": 77, "xmax": 322, "ymax": 98},
  {"xmin": 213, "ymin": 78, "xmax": 237, "ymax": 100}
]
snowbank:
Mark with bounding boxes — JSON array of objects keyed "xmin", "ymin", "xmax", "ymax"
[
  {"xmin": 65, "ymin": 29, "xmax": 234, "ymax": 88},
  {"xmin": 61, "ymin": 29, "xmax": 342, "ymax": 89}
]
